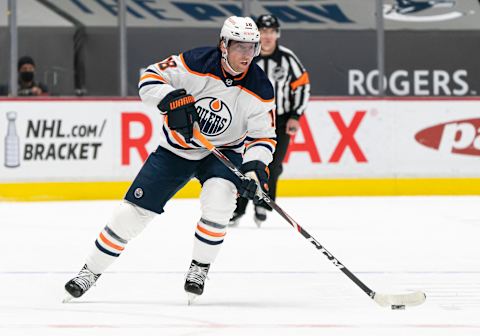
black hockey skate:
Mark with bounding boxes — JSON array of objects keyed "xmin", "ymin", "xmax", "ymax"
[
  {"xmin": 63, "ymin": 264, "xmax": 101, "ymax": 302},
  {"xmin": 254, "ymin": 206, "xmax": 267, "ymax": 227},
  {"xmin": 228, "ymin": 211, "xmax": 244, "ymax": 227},
  {"xmin": 184, "ymin": 260, "xmax": 210, "ymax": 305}
]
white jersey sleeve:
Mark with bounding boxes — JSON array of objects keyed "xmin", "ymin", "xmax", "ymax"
[
  {"xmin": 243, "ymin": 103, "xmax": 276, "ymax": 165},
  {"xmin": 138, "ymin": 55, "xmax": 186, "ymax": 112}
]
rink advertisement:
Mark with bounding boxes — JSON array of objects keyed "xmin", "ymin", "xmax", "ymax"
[
  {"xmin": 0, "ymin": 100, "xmax": 159, "ymax": 182},
  {"xmin": 282, "ymin": 98, "xmax": 480, "ymax": 179},
  {"xmin": 1, "ymin": 98, "xmax": 480, "ymax": 199}
]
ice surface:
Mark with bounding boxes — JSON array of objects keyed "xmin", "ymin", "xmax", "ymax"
[{"xmin": 1, "ymin": 196, "xmax": 479, "ymax": 335}]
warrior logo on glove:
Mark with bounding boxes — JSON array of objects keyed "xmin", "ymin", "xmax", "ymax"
[
  {"xmin": 158, "ymin": 89, "xmax": 199, "ymax": 143},
  {"xmin": 169, "ymin": 95, "xmax": 195, "ymax": 110}
]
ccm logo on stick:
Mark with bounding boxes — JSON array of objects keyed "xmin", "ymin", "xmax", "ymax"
[{"xmin": 415, "ymin": 118, "xmax": 480, "ymax": 156}]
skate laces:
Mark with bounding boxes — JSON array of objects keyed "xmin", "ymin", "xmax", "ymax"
[
  {"xmin": 72, "ymin": 266, "xmax": 99, "ymax": 291},
  {"xmin": 186, "ymin": 264, "xmax": 209, "ymax": 285}
]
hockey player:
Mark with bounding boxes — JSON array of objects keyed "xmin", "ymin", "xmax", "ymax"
[
  {"xmin": 63, "ymin": 16, "xmax": 276, "ymax": 304},
  {"xmin": 230, "ymin": 14, "xmax": 310, "ymax": 227}
]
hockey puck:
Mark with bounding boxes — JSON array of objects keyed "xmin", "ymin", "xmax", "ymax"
[{"xmin": 391, "ymin": 305, "xmax": 406, "ymax": 310}]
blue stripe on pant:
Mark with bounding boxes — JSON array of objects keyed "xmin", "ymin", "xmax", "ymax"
[
  {"xmin": 194, "ymin": 233, "xmax": 224, "ymax": 245},
  {"xmin": 95, "ymin": 240, "xmax": 120, "ymax": 257}
]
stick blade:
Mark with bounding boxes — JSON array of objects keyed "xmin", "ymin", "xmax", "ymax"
[{"xmin": 373, "ymin": 291, "xmax": 426, "ymax": 308}]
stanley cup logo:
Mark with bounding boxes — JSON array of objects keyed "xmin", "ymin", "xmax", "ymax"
[{"xmin": 4, "ymin": 111, "xmax": 20, "ymax": 168}]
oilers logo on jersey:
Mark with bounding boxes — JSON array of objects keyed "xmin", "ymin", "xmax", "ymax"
[{"xmin": 196, "ymin": 97, "xmax": 232, "ymax": 136}]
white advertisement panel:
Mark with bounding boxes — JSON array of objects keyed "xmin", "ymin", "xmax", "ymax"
[
  {"xmin": 1, "ymin": 98, "xmax": 479, "ymax": 183},
  {"xmin": 283, "ymin": 98, "xmax": 480, "ymax": 178},
  {"xmin": 0, "ymin": 99, "xmax": 159, "ymax": 182}
]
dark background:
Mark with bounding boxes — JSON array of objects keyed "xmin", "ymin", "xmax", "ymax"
[{"xmin": 1, "ymin": 27, "xmax": 479, "ymax": 96}]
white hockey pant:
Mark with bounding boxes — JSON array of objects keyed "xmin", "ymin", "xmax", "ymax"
[{"xmin": 192, "ymin": 178, "xmax": 237, "ymax": 264}]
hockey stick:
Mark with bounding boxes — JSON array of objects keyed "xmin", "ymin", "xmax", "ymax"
[{"xmin": 193, "ymin": 127, "xmax": 426, "ymax": 309}]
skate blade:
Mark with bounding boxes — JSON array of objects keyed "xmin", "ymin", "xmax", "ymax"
[
  {"xmin": 228, "ymin": 218, "xmax": 241, "ymax": 227},
  {"xmin": 187, "ymin": 293, "xmax": 198, "ymax": 305},
  {"xmin": 254, "ymin": 218, "xmax": 264, "ymax": 228},
  {"xmin": 62, "ymin": 292, "xmax": 74, "ymax": 303}
]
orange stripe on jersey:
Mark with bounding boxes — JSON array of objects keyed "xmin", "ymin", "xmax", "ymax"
[
  {"xmin": 290, "ymin": 72, "xmax": 310, "ymax": 91},
  {"xmin": 238, "ymin": 85, "xmax": 275, "ymax": 103},
  {"xmin": 196, "ymin": 224, "xmax": 226, "ymax": 238},
  {"xmin": 140, "ymin": 73, "xmax": 166, "ymax": 83},
  {"xmin": 180, "ymin": 53, "xmax": 273, "ymax": 103},
  {"xmin": 220, "ymin": 65, "xmax": 249, "ymax": 81},
  {"xmin": 223, "ymin": 132, "xmax": 247, "ymax": 146},
  {"xmin": 171, "ymin": 130, "xmax": 193, "ymax": 148},
  {"xmin": 235, "ymin": 68, "xmax": 248, "ymax": 81},
  {"xmin": 99, "ymin": 233, "xmax": 124, "ymax": 251},
  {"xmin": 245, "ymin": 138, "xmax": 277, "ymax": 148},
  {"xmin": 220, "ymin": 66, "xmax": 227, "ymax": 79},
  {"xmin": 193, "ymin": 128, "xmax": 214, "ymax": 151},
  {"xmin": 164, "ymin": 116, "xmax": 193, "ymax": 149},
  {"xmin": 180, "ymin": 53, "xmax": 222, "ymax": 81}
]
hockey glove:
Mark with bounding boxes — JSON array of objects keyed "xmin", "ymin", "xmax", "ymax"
[
  {"xmin": 238, "ymin": 160, "xmax": 271, "ymax": 209},
  {"xmin": 158, "ymin": 89, "xmax": 199, "ymax": 143}
]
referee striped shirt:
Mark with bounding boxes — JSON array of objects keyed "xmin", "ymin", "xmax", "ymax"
[{"xmin": 255, "ymin": 45, "xmax": 310, "ymax": 120}]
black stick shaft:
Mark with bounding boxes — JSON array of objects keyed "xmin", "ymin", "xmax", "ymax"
[{"xmin": 195, "ymin": 131, "xmax": 375, "ymax": 299}]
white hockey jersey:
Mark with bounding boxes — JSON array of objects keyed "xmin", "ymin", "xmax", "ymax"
[{"xmin": 138, "ymin": 47, "xmax": 276, "ymax": 166}]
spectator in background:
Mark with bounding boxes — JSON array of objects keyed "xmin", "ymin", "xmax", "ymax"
[
  {"xmin": 230, "ymin": 14, "xmax": 311, "ymax": 227},
  {"xmin": 17, "ymin": 56, "xmax": 49, "ymax": 96}
]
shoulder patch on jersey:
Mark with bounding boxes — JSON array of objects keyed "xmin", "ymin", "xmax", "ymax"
[
  {"xmin": 182, "ymin": 47, "xmax": 221, "ymax": 75},
  {"xmin": 241, "ymin": 64, "xmax": 274, "ymax": 101}
]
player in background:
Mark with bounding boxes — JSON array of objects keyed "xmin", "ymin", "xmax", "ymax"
[
  {"xmin": 230, "ymin": 14, "xmax": 310, "ymax": 227},
  {"xmin": 63, "ymin": 16, "xmax": 276, "ymax": 304}
]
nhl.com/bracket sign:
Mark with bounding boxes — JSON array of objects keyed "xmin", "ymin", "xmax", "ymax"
[
  {"xmin": 2, "ymin": 110, "xmax": 106, "ymax": 169},
  {"xmin": 195, "ymin": 97, "xmax": 232, "ymax": 136},
  {"xmin": 415, "ymin": 118, "xmax": 480, "ymax": 156}
]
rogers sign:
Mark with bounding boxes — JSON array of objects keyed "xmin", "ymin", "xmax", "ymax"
[
  {"xmin": 415, "ymin": 118, "xmax": 480, "ymax": 156},
  {"xmin": 349, "ymin": 69, "xmax": 471, "ymax": 96}
]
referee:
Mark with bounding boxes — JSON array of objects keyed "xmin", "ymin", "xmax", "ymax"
[{"xmin": 230, "ymin": 14, "xmax": 311, "ymax": 227}]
